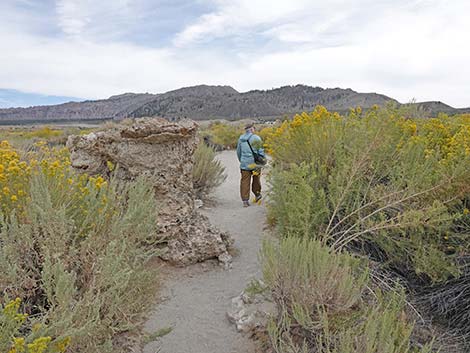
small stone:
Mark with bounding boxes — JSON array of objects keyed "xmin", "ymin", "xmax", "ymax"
[
  {"xmin": 218, "ymin": 252, "xmax": 233, "ymax": 269},
  {"xmin": 227, "ymin": 288, "xmax": 277, "ymax": 334}
]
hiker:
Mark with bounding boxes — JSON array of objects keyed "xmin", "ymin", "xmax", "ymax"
[{"xmin": 236, "ymin": 123, "xmax": 266, "ymax": 207}]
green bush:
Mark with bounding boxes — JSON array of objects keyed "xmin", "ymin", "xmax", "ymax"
[
  {"xmin": 268, "ymin": 162, "xmax": 329, "ymax": 238},
  {"xmin": 199, "ymin": 121, "xmax": 276, "ymax": 150},
  {"xmin": 193, "ymin": 143, "xmax": 226, "ymax": 199},
  {"xmin": 211, "ymin": 122, "xmax": 242, "ymax": 149},
  {"xmin": 262, "ymin": 238, "xmax": 368, "ymax": 324},
  {"xmin": 316, "ymin": 292, "xmax": 432, "ymax": 353},
  {"xmin": 267, "ymin": 106, "xmax": 470, "ymax": 282},
  {"xmin": 0, "ymin": 172, "xmax": 159, "ymax": 352},
  {"xmin": 200, "ymin": 122, "xmax": 243, "ymax": 149},
  {"xmin": 262, "ymin": 237, "xmax": 432, "ymax": 353}
]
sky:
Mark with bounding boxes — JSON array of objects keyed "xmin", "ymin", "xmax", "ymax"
[{"xmin": 0, "ymin": 0, "xmax": 469, "ymax": 108}]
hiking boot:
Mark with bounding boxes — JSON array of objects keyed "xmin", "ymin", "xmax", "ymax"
[
  {"xmin": 255, "ymin": 194, "xmax": 262, "ymax": 203},
  {"xmin": 243, "ymin": 201, "xmax": 250, "ymax": 207}
]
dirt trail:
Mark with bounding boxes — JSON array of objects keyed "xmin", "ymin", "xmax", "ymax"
[{"xmin": 142, "ymin": 151, "xmax": 266, "ymax": 353}]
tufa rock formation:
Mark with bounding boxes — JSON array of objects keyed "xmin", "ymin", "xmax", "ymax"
[{"xmin": 66, "ymin": 118, "xmax": 232, "ymax": 266}]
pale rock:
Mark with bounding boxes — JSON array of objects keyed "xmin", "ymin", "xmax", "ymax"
[
  {"xmin": 67, "ymin": 117, "xmax": 232, "ymax": 266},
  {"xmin": 227, "ymin": 289, "xmax": 276, "ymax": 333}
]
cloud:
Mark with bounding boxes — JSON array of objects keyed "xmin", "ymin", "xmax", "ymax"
[
  {"xmin": 173, "ymin": 0, "xmax": 311, "ymax": 46},
  {"xmin": 56, "ymin": 0, "xmax": 90, "ymax": 36},
  {"xmin": 0, "ymin": 31, "xmax": 204, "ymax": 98},
  {"xmin": 55, "ymin": 0, "xmax": 137, "ymax": 39},
  {"xmin": 173, "ymin": 0, "xmax": 470, "ymax": 105},
  {"xmin": 0, "ymin": 0, "xmax": 469, "ymax": 107},
  {"xmin": 173, "ymin": 0, "xmax": 421, "ymax": 47}
]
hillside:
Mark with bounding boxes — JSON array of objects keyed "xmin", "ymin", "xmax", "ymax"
[
  {"xmin": 0, "ymin": 84, "xmax": 468, "ymax": 124},
  {"xmin": 130, "ymin": 85, "xmax": 399, "ymax": 120}
]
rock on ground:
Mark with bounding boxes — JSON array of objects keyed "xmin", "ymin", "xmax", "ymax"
[{"xmin": 227, "ymin": 287, "xmax": 276, "ymax": 334}]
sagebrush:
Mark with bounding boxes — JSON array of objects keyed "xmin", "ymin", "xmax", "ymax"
[
  {"xmin": 263, "ymin": 105, "xmax": 470, "ymax": 351},
  {"xmin": 0, "ymin": 143, "xmax": 159, "ymax": 352},
  {"xmin": 267, "ymin": 106, "xmax": 470, "ymax": 283},
  {"xmin": 193, "ymin": 143, "xmax": 226, "ymax": 199},
  {"xmin": 262, "ymin": 237, "xmax": 432, "ymax": 353}
]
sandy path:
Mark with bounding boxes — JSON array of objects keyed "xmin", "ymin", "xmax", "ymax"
[{"xmin": 142, "ymin": 150, "xmax": 265, "ymax": 353}]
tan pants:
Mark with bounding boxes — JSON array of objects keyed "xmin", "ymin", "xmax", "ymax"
[{"xmin": 240, "ymin": 170, "xmax": 261, "ymax": 201}]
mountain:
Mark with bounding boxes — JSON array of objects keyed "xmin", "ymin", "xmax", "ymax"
[
  {"xmin": 0, "ymin": 84, "xmax": 468, "ymax": 124},
  {"xmin": 410, "ymin": 101, "xmax": 470, "ymax": 115},
  {"xmin": 129, "ymin": 85, "xmax": 399, "ymax": 120}
]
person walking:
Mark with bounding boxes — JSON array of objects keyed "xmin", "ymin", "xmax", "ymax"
[{"xmin": 236, "ymin": 123, "xmax": 266, "ymax": 207}]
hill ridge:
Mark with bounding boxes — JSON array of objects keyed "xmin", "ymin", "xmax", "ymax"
[{"xmin": 0, "ymin": 85, "xmax": 468, "ymax": 124}]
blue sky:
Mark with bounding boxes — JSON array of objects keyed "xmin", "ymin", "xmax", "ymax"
[
  {"xmin": 0, "ymin": 89, "xmax": 79, "ymax": 108},
  {"xmin": 0, "ymin": 0, "xmax": 469, "ymax": 108}
]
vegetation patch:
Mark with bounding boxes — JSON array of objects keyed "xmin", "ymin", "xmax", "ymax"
[
  {"xmin": 193, "ymin": 143, "xmax": 226, "ymax": 199},
  {"xmin": 263, "ymin": 105, "xmax": 470, "ymax": 351},
  {"xmin": 267, "ymin": 105, "xmax": 470, "ymax": 282},
  {"xmin": 0, "ymin": 141, "xmax": 160, "ymax": 352},
  {"xmin": 199, "ymin": 121, "xmax": 278, "ymax": 151},
  {"xmin": 262, "ymin": 237, "xmax": 432, "ymax": 353}
]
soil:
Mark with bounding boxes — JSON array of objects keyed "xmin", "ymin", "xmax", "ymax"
[{"xmin": 142, "ymin": 150, "xmax": 266, "ymax": 353}]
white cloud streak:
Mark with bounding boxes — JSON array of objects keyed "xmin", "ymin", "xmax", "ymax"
[{"xmin": 55, "ymin": 0, "xmax": 137, "ymax": 39}]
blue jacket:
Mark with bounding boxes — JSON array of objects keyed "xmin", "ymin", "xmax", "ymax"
[{"xmin": 237, "ymin": 132, "xmax": 265, "ymax": 170}]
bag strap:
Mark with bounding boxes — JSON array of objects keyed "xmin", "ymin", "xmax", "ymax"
[{"xmin": 246, "ymin": 135, "xmax": 257, "ymax": 157}]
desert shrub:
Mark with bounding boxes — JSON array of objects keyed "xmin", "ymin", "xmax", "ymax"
[
  {"xmin": 0, "ymin": 140, "xmax": 31, "ymax": 217},
  {"xmin": 0, "ymin": 143, "xmax": 159, "ymax": 352},
  {"xmin": 206, "ymin": 122, "xmax": 243, "ymax": 149},
  {"xmin": 262, "ymin": 237, "xmax": 432, "ymax": 353},
  {"xmin": 0, "ymin": 127, "xmax": 63, "ymax": 141},
  {"xmin": 262, "ymin": 238, "xmax": 368, "ymax": 317},
  {"xmin": 257, "ymin": 125, "xmax": 277, "ymax": 149},
  {"xmin": 200, "ymin": 121, "xmax": 275, "ymax": 150},
  {"xmin": 0, "ymin": 140, "xmax": 88, "ymax": 219},
  {"xmin": 266, "ymin": 106, "xmax": 470, "ymax": 283},
  {"xmin": 268, "ymin": 162, "xmax": 329, "ymax": 238},
  {"xmin": 316, "ymin": 293, "xmax": 432, "ymax": 353},
  {"xmin": 1, "ymin": 298, "xmax": 70, "ymax": 353},
  {"xmin": 0, "ymin": 126, "xmax": 98, "ymax": 152},
  {"xmin": 0, "ymin": 127, "xmax": 67, "ymax": 150},
  {"xmin": 193, "ymin": 143, "xmax": 226, "ymax": 199},
  {"xmin": 23, "ymin": 127, "xmax": 63, "ymax": 140}
]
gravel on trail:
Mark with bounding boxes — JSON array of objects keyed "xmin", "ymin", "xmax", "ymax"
[{"xmin": 142, "ymin": 150, "xmax": 266, "ymax": 353}]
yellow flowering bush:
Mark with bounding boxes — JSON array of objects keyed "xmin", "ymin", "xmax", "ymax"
[
  {"xmin": 266, "ymin": 105, "xmax": 344, "ymax": 167},
  {"xmin": 0, "ymin": 141, "xmax": 30, "ymax": 217},
  {"xmin": 257, "ymin": 125, "xmax": 277, "ymax": 152},
  {"xmin": 0, "ymin": 140, "xmax": 110, "ymax": 225},
  {"xmin": 267, "ymin": 105, "xmax": 470, "ymax": 283},
  {"xmin": 23, "ymin": 127, "xmax": 63, "ymax": 140},
  {"xmin": 200, "ymin": 121, "xmax": 277, "ymax": 151},
  {"xmin": 0, "ymin": 141, "xmax": 159, "ymax": 352},
  {"xmin": 0, "ymin": 127, "xmax": 62, "ymax": 142},
  {"xmin": 1, "ymin": 299, "xmax": 69, "ymax": 353},
  {"xmin": 264, "ymin": 106, "xmax": 470, "ymax": 352},
  {"xmin": 205, "ymin": 122, "xmax": 243, "ymax": 149}
]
